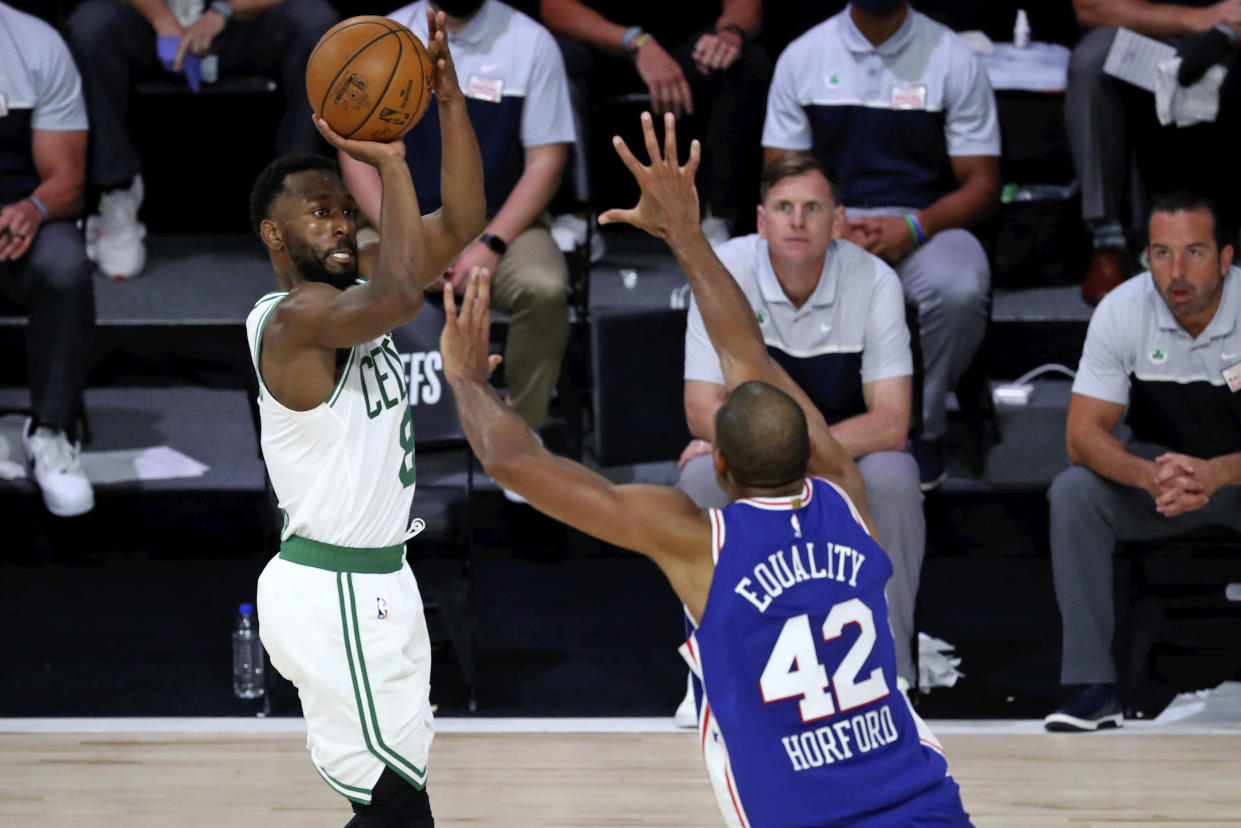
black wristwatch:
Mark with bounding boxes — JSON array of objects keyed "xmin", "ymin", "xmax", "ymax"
[{"xmin": 480, "ymin": 232, "xmax": 508, "ymax": 256}]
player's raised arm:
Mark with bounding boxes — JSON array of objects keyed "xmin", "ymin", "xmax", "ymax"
[
  {"xmin": 601, "ymin": 112, "xmax": 876, "ymax": 536},
  {"xmin": 441, "ymin": 270, "xmax": 715, "ymax": 617},
  {"xmin": 420, "ymin": 8, "xmax": 486, "ymax": 277}
]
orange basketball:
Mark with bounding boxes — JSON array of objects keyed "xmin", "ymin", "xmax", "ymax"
[{"xmin": 306, "ymin": 16, "xmax": 434, "ymax": 142}]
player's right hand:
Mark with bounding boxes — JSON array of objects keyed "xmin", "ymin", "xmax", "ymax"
[
  {"xmin": 313, "ymin": 115, "xmax": 406, "ymax": 166},
  {"xmin": 426, "ymin": 9, "xmax": 465, "ymax": 104},
  {"xmin": 599, "ymin": 112, "xmax": 702, "ymax": 244}
]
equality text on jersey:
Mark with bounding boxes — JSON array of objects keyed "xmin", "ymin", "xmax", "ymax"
[{"xmin": 734, "ymin": 538, "xmax": 866, "ymax": 614}]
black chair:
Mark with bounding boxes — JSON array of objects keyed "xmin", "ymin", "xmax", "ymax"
[
  {"xmin": 1114, "ymin": 527, "xmax": 1241, "ymax": 718},
  {"xmin": 391, "ymin": 302, "xmax": 480, "ymax": 712}
]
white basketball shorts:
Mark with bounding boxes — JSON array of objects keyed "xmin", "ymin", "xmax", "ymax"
[{"xmin": 257, "ymin": 549, "xmax": 434, "ymax": 805}]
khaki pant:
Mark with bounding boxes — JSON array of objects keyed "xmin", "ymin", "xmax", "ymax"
[{"xmin": 490, "ymin": 219, "xmax": 570, "ymax": 429}]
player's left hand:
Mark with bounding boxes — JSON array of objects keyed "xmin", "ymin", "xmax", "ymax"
[
  {"xmin": 0, "ymin": 200, "xmax": 41, "ymax": 261},
  {"xmin": 427, "ymin": 9, "xmax": 465, "ymax": 104},
  {"xmin": 441, "ymin": 267, "xmax": 502, "ymax": 384},
  {"xmin": 174, "ymin": 10, "xmax": 225, "ymax": 70},
  {"xmin": 599, "ymin": 111, "xmax": 702, "ymax": 245},
  {"xmin": 851, "ymin": 215, "xmax": 916, "ymax": 265}
]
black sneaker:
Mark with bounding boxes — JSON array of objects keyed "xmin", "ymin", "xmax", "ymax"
[
  {"xmin": 1044, "ymin": 684, "xmax": 1123, "ymax": 732},
  {"xmin": 912, "ymin": 438, "xmax": 947, "ymax": 491}
]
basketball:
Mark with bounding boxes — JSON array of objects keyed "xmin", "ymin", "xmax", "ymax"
[{"xmin": 306, "ymin": 16, "xmax": 435, "ymax": 143}]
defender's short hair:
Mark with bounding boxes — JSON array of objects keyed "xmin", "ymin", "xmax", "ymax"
[
  {"xmin": 249, "ymin": 153, "xmax": 340, "ymax": 234},
  {"xmin": 714, "ymin": 381, "xmax": 810, "ymax": 488},
  {"xmin": 759, "ymin": 151, "xmax": 839, "ymax": 205}
]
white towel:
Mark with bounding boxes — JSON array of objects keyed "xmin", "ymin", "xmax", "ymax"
[{"xmin": 1155, "ymin": 57, "xmax": 1228, "ymax": 127}]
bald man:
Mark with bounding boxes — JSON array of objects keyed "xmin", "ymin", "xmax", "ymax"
[{"xmin": 439, "ymin": 112, "xmax": 971, "ymax": 828}]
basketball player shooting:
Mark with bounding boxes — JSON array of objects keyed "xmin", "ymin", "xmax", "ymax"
[
  {"xmin": 441, "ymin": 112, "xmax": 972, "ymax": 827},
  {"xmin": 244, "ymin": 10, "xmax": 484, "ymax": 827}
]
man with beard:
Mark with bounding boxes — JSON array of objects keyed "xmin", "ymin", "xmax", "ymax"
[
  {"xmin": 243, "ymin": 11, "xmax": 484, "ymax": 824},
  {"xmin": 1045, "ymin": 191, "xmax": 1241, "ymax": 733}
]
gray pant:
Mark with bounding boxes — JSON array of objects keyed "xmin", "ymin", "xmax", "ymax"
[
  {"xmin": 0, "ymin": 222, "xmax": 96, "ymax": 431},
  {"xmin": 66, "ymin": 0, "xmax": 337, "ymax": 191},
  {"xmin": 1048, "ymin": 444, "xmax": 1241, "ymax": 685},
  {"xmin": 1065, "ymin": 27, "xmax": 1126, "ymax": 235},
  {"xmin": 679, "ymin": 449, "xmax": 926, "ymax": 683}
]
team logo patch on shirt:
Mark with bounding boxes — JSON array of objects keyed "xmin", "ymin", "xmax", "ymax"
[
  {"xmin": 756, "ymin": 310, "xmax": 768, "ymax": 326},
  {"xmin": 1149, "ymin": 345, "xmax": 1168, "ymax": 364},
  {"xmin": 377, "ymin": 597, "xmax": 389, "ymax": 620},
  {"xmin": 826, "ymin": 72, "xmax": 841, "ymax": 88}
]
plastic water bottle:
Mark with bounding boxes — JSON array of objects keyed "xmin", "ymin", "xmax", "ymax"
[
  {"xmin": 232, "ymin": 603, "xmax": 265, "ymax": 699},
  {"xmin": 1013, "ymin": 9, "xmax": 1031, "ymax": 49}
]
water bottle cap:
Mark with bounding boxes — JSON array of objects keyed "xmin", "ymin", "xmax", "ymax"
[{"xmin": 239, "ymin": 603, "xmax": 255, "ymax": 615}]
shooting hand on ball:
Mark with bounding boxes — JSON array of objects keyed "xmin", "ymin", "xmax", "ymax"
[
  {"xmin": 313, "ymin": 116, "xmax": 406, "ymax": 166},
  {"xmin": 426, "ymin": 9, "xmax": 465, "ymax": 104}
]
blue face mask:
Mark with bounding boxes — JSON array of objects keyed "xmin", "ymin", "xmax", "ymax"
[{"xmin": 852, "ymin": 0, "xmax": 904, "ymax": 15}]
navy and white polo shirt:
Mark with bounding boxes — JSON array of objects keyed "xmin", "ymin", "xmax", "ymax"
[
  {"xmin": 0, "ymin": 3, "xmax": 88, "ymax": 203},
  {"xmin": 390, "ymin": 0, "xmax": 575, "ymax": 215},
  {"xmin": 762, "ymin": 7, "xmax": 999, "ymax": 210},
  {"xmin": 1074, "ymin": 269, "xmax": 1241, "ymax": 457},
  {"xmin": 684, "ymin": 235, "xmax": 912, "ymax": 423}
]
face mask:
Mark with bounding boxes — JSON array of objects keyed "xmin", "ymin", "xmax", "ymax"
[
  {"xmin": 432, "ymin": 0, "xmax": 485, "ymax": 18},
  {"xmin": 852, "ymin": 0, "xmax": 904, "ymax": 15}
]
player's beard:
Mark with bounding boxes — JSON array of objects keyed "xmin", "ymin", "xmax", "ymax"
[{"xmin": 287, "ymin": 235, "xmax": 358, "ymax": 290}]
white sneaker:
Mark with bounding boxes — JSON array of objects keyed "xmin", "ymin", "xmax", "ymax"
[
  {"xmin": 550, "ymin": 213, "xmax": 605, "ymax": 263},
  {"xmin": 701, "ymin": 215, "xmax": 730, "ymax": 246},
  {"xmin": 87, "ymin": 175, "xmax": 147, "ymax": 280},
  {"xmin": 22, "ymin": 419, "xmax": 94, "ymax": 517},
  {"xmin": 673, "ymin": 672, "xmax": 697, "ymax": 728}
]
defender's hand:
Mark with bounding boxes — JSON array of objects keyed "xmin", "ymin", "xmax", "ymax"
[
  {"xmin": 598, "ymin": 112, "xmax": 702, "ymax": 244},
  {"xmin": 313, "ymin": 116, "xmax": 406, "ymax": 166},
  {"xmin": 441, "ymin": 268, "xmax": 502, "ymax": 384},
  {"xmin": 427, "ymin": 9, "xmax": 465, "ymax": 104}
]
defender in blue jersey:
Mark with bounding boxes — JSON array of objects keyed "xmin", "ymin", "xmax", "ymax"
[{"xmin": 441, "ymin": 112, "xmax": 971, "ymax": 827}]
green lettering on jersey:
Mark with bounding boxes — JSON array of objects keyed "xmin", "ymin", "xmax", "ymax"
[
  {"xmin": 398, "ymin": 406, "xmax": 416, "ymax": 487},
  {"xmin": 359, "ymin": 355, "xmax": 382, "ymax": 418}
]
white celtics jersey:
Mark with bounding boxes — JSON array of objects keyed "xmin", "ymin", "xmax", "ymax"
[{"xmin": 246, "ymin": 291, "xmax": 417, "ymax": 549}]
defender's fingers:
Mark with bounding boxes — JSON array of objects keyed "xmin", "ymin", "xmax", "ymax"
[
  {"xmin": 640, "ymin": 111, "xmax": 662, "ymax": 165},
  {"xmin": 611, "ymin": 134, "xmax": 645, "ymax": 177},
  {"xmin": 663, "ymin": 112, "xmax": 678, "ymax": 166},
  {"xmin": 598, "ymin": 208, "xmax": 638, "ymax": 227},
  {"xmin": 473, "ymin": 268, "xmax": 492, "ymax": 324},
  {"xmin": 685, "ymin": 139, "xmax": 702, "ymax": 177},
  {"xmin": 443, "ymin": 279, "xmax": 459, "ymax": 321}
]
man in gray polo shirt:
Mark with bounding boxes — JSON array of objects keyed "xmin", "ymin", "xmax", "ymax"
[
  {"xmin": 678, "ymin": 151, "xmax": 923, "ymax": 688},
  {"xmin": 1045, "ymin": 191, "xmax": 1241, "ymax": 732}
]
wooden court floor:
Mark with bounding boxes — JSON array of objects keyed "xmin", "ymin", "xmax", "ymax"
[{"xmin": 2, "ymin": 728, "xmax": 1240, "ymax": 827}]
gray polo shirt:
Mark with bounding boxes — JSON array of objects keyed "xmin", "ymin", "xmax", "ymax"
[
  {"xmin": 1074, "ymin": 268, "xmax": 1241, "ymax": 456},
  {"xmin": 762, "ymin": 7, "xmax": 999, "ymax": 210},
  {"xmin": 685, "ymin": 235, "xmax": 911, "ymax": 423},
  {"xmin": 392, "ymin": 0, "xmax": 575, "ymax": 215},
  {"xmin": 0, "ymin": 3, "xmax": 88, "ymax": 204}
]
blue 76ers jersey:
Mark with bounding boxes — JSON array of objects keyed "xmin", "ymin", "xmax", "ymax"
[{"xmin": 681, "ymin": 477, "xmax": 966, "ymax": 828}]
